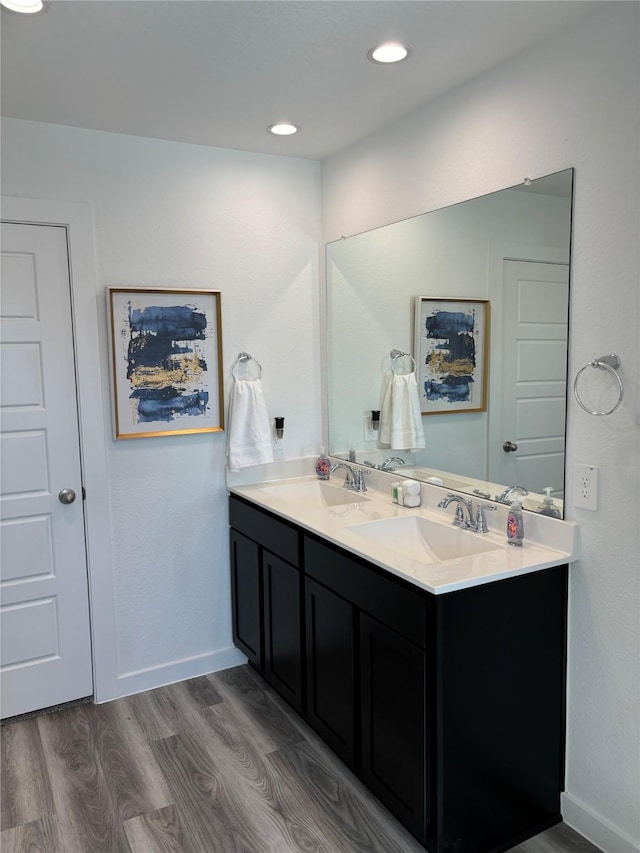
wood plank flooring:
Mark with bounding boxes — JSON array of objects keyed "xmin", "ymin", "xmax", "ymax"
[{"xmin": 1, "ymin": 665, "xmax": 602, "ymax": 853}]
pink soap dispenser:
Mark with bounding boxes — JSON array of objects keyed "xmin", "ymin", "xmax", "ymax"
[
  {"xmin": 315, "ymin": 447, "xmax": 330, "ymax": 481},
  {"xmin": 506, "ymin": 499, "xmax": 524, "ymax": 546}
]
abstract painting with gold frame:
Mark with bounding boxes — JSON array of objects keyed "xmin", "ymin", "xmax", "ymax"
[
  {"xmin": 108, "ymin": 287, "xmax": 224, "ymax": 439},
  {"xmin": 414, "ymin": 297, "xmax": 489, "ymax": 415}
]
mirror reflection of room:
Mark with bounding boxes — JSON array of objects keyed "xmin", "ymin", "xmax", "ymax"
[{"xmin": 327, "ymin": 169, "xmax": 572, "ymax": 516}]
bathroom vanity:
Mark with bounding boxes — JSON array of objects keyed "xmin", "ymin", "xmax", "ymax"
[{"xmin": 228, "ymin": 475, "xmax": 576, "ymax": 853}]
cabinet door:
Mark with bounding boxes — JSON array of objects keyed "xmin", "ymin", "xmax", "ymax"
[
  {"xmin": 360, "ymin": 613, "xmax": 427, "ymax": 844},
  {"xmin": 230, "ymin": 529, "xmax": 262, "ymax": 668},
  {"xmin": 263, "ymin": 550, "xmax": 302, "ymax": 712},
  {"xmin": 305, "ymin": 578, "xmax": 355, "ymax": 765}
]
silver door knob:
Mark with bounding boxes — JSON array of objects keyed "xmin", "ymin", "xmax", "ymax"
[
  {"xmin": 502, "ymin": 441, "xmax": 518, "ymax": 453},
  {"xmin": 58, "ymin": 488, "xmax": 76, "ymax": 505}
]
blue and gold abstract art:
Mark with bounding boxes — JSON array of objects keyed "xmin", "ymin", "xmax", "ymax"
[
  {"xmin": 126, "ymin": 303, "xmax": 209, "ymax": 423},
  {"xmin": 424, "ymin": 309, "xmax": 476, "ymax": 403},
  {"xmin": 109, "ymin": 287, "xmax": 223, "ymax": 439}
]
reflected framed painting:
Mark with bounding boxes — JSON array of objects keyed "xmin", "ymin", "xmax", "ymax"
[
  {"xmin": 414, "ymin": 297, "xmax": 489, "ymax": 415},
  {"xmin": 107, "ymin": 287, "xmax": 224, "ymax": 439}
]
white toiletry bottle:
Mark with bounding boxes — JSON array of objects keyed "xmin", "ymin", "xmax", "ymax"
[
  {"xmin": 537, "ymin": 487, "xmax": 561, "ymax": 518},
  {"xmin": 315, "ymin": 447, "xmax": 330, "ymax": 480},
  {"xmin": 506, "ymin": 499, "xmax": 524, "ymax": 546},
  {"xmin": 401, "ymin": 479, "xmax": 421, "ymax": 507}
]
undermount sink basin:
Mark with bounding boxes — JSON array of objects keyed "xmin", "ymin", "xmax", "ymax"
[
  {"xmin": 257, "ymin": 480, "xmax": 370, "ymax": 507},
  {"xmin": 347, "ymin": 515, "xmax": 502, "ymax": 563}
]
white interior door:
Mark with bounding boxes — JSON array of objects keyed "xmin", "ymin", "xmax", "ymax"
[
  {"xmin": 1, "ymin": 221, "xmax": 93, "ymax": 718},
  {"xmin": 496, "ymin": 260, "xmax": 569, "ymax": 497}
]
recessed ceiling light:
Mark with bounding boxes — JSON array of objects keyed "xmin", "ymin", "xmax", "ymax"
[
  {"xmin": 367, "ymin": 42, "xmax": 411, "ymax": 64},
  {"xmin": 0, "ymin": 0, "xmax": 47, "ymax": 14},
  {"xmin": 267, "ymin": 123, "xmax": 300, "ymax": 137}
]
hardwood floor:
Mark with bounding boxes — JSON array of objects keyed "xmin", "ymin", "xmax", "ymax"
[{"xmin": 1, "ymin": 665, "xmax": 602, "ymax": 853}]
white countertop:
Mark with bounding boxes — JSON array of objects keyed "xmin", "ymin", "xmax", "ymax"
[{"xmin": 228, "ymin": 466, "xmax": 578, "ymax": 595}]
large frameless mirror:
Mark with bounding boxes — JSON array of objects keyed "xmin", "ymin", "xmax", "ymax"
[{"xmin": 326, "ymin": 169, "xmax": 573, "ymax": 516}]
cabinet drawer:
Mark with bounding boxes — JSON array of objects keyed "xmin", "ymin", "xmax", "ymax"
[
  {"xmin": 304, "ymin": 536, "xmax": 428, "ymax": 648},
  {"xmin": 229, "ymin": 496, "xmax": 300, "ymax": 566}
]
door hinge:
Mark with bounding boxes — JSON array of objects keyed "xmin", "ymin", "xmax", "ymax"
[{"xmin": 82, "ymin": 486, "xmax": 86, "ymax": 500}]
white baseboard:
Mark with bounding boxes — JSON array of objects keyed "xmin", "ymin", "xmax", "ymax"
[
  {"xmin": 562, "ymin": 792, "xmax": 640, "ymax": 853},
  {"xmin": 112, "ymin": 646, "xmax": 247, "ymax": 699}
]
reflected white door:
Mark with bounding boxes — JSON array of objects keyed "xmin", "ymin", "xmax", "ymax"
[
  {"xmin": 1, "ymin": 222, "xmax": 93, "ymax": 718},
  {"xmin": 497, "ymin": 260, "xmax": 569, "ymax": 497}
]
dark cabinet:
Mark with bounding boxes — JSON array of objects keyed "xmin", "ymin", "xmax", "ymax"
[
  {"xmin": 229, "ymin": 496, "xmax": 303, "ymax": 711},
  {"xmin": 304, "ymin": 535, "xmax": 430, "ymax": 841},
  {"xmin": 360, "ymin": 613, "xmax": 428, "ymax": 841},
  {"xmin": 263, "ymin": 550, "xmax": 302, "ymax": 711},
  {"xmin": 435, "ymin": 568, "xmax": 568, "ymax": 853},
  {"xmin": 304, "ymin": 575, "xmax": 428, "ymax": 833},
  {"xmin": 230, "ymin": 529, "xmax": 262, "ymax": 668},
  {"xmin": 229, "ymin": 494, "xmax": 568, "ymax": 853},
  {"xmin": 305, "ymin": 577, "xmax": 355, "ymax": 764}
]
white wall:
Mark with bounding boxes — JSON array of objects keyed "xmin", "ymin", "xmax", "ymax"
[
  {"xmin": 323, "ymin": 4, "xmax": 639, "ymax": 851},
  {"xmin": 1, "ymin": 119, "xmax": 323, "ymax": 696}
]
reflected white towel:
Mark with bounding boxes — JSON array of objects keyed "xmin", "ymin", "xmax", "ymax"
[
  {"xmin": 380, "ymin": 373, "xmax": 426, "ymax": 452},
  {"xmin": 227, "ymin": 379, "xmax": 274, "ymax": 470},
  {"xmin": 378, "ymin": 372, "xmax": 394, "ymax": 446}
]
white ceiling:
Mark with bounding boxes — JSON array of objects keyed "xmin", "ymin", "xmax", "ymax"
[{"xmin": 1, "ymin": 0, "xmax": 602, "ymax": 161}]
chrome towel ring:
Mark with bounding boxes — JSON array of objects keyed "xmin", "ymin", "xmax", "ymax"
[
  {"xmin": 390, "ymin": 349, "xmax": 417, "ymax": 375},
  {"xmin": 232, "ymin": 351, "xmax": 262, "ymax": 380},
  {"xmin": 573, "ymin": 354, "xmax": 623, "ymax": 416}
]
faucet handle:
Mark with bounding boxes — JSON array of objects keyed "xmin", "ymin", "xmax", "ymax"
[
  {"xmin": 354, "ymin": 469, "xmax": 369, "ymax": 492},
  {"xmin": 475, "ymin": 503, "xmax": 497, "ymax": 533},
  {"xmin": 453, "ymin": 505, "xmax": 466, "ymax": 527},
  {"xmin": 342, "ymin": 470, "xmax": 355, "ymax": 488}
]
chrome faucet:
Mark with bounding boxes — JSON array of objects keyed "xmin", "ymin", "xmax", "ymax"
[
  {"xmin": 329, "ymin": 462, "xmax": 369, "ymax": 492},
  {"xmin": 495, "ymin": 485, "xmax": 529, "ymax": 505},
  {"xmin": 329, "ymin": 462, "xmax": 355, "ymax": 488},
  {"xmin": 381, "ymin": 456, "xmax": 406, "ymax": 471},
  {"xmin": 362, "ymin": 456, "xmax": 405, "ymax": 472},
  {"xmin": 353, "ymin": 469, "xmax": 369, "ymax": 492},
  {"xmin": 474, "ymin": 502, "xmax": 497, "ymax": 533},
  {"xmin": 437, "ymin": 494, "xmax": 474, "ymax": 528},
  {"xmin": 437, "ymin": 493, "xmax": 496, "ymax": 533}
]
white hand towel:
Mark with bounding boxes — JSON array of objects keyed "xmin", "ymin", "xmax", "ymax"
[
  {"xmin": 378, "ymin": 371, "xmax": 393, "ymax": 447},
  {"xmin": 227, "ymin": 378, "xmax": 274, "ymax": 470},
  {"xmin": 388, "ymin": 373, "xmax": 426, "ymax": 452}
]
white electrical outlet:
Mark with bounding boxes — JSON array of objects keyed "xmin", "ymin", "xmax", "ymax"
[
  {"xmin": 573, "ymin": 463, "xmax": 599, "ymax": 510},
  {"xmin": 363, "ymin": 415, "xmax": 375, "ymax": 441}
]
